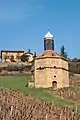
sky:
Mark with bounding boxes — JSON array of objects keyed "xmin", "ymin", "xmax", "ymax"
[{"xmin": 0, "ymin": 0, "xmax": 80, "ymax": 59}]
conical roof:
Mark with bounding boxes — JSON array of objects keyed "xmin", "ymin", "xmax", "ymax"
[{"xmin": 44, "ymin": 31, "xmax": 53, "ymax": 39}]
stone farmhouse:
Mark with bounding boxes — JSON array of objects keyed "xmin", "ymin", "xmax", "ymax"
[
  {"xmin": 1, "ymin": 50, "xmax": 34, "ymax": 63},
  {"xmin": 34, "ymin": 32, "xmax": 69, "ymax": 89},
  {"xmin": 1, "ymin": 50, "xmax": 24, "ymax": 62}
]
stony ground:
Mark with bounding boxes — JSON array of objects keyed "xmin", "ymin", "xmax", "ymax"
[
  {"xmin": 69, "ymin": 73, "xmax": 80, "ymax": 87},
  {"xmin": 0, "ymin": 87, "xmax": 80, "ymax": 120},
  {"xmin": 47, "ymin": 74, "xmax": 80, "ymax": 103},
  {"xmin": 48, "ymin": 87, "xmax": 80, "ymax": 102}
]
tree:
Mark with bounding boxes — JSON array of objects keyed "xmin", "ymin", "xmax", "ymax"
[
  {"xmin": 33, "ymin": 52, "xmax": 36, "ymax": 58},
  {"xmin": 60, "ymin": 45, "xmax": 67, "ymax": 59},
  {"xmin": 71, "ymin": 58, "xmax": 78, "ymax": 62},
  {"xmin": 28, "ymin": 49, "xmax": 31, "ymax": 53},
  {"xmin": 20, "ymin": 53, "xmax": 29, "ymax": 62}
]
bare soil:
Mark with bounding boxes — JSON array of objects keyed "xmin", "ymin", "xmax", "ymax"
[{"xmin": 0, "ymin": 87, "xmax": 80, "ymax": 120}]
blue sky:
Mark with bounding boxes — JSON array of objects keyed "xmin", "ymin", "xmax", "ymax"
[{"xmin": 0, "ymin": 0, "xmax": 80, "ymax": 58}]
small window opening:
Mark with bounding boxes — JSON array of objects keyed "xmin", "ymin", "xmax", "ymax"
[
  {"xmin": 52, "ymin": 81, "xmax": 57, "ymax": 89},
  {"xmin": 54, "ymin": 75, "xmax": 56, "ymax": 78},
  {"xmin": 54, "ymin": 66, "xmax": 56, "ymax": 68}
]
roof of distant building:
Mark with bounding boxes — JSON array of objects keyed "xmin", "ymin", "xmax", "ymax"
[{"xmin": 1, "ymin": 50, "xmax": 24, "ymax": 53}]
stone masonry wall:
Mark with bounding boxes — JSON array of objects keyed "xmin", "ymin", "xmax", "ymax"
[{"xmin": 34, "ymin": 57, "xmax": 69, "ymax": 88}]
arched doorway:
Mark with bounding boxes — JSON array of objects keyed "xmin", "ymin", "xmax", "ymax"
[{"xmin": 52, "ymin": 81, "xmax": 57, "ymax": 89}]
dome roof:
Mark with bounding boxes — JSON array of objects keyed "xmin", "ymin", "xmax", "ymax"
[
  {"xmin": 36, "ymin": 50, "xmax": 61, "ymax": 59},
  {"xmin": 35, "ymin": 50, "xmax": 67, "ymax": 61},
  {"xmin": 44, "ymin": 31, "xmax": 53, "ymax": 39}
]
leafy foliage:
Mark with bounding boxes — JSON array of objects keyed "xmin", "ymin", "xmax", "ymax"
[
  {"xmin": 28, "ymin": 49, "xmax": 31, "ymax": 53},
  {"xmin": 20, "ymin": 53, "xmax": 29, "ymax": 62},
  {"xmin": 6, "ymin": 65, "xmax": 23, "ymax": 71},
  {"xmin": 33, "ymin": 52, "xmax": 36, "ymax": 58},
  {"xmin": 60, "ymin": 45, "xmax": 67, "ymax": 59},
  {"xmin": 68, "ymin": 58, "xmax": 80, "ymax": 74}
]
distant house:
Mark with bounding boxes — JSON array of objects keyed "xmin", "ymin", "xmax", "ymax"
[
  {"xmin": 1, "ymin": 50, "xmax": 24, "ymax": 63},
  {"xmin": 24, "ymin": 52, "xmax": 34, "ymax": 62}
]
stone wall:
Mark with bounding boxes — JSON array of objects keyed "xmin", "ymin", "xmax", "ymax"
[
  {"xmin": 35, "ymin": 69, "xmax": 47, "ymax": 88},
  {"xmin": 35, "ymin": 56, "xmax": 69, "ymax": 88}
]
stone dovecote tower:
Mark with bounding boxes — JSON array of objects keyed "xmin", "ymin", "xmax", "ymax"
[
  {"xmin": 34, "ymin": 31, "xmax": 69, "ymax": 89},
  {"xmin": 44, "ymin": 31, "xmax": 54, "ymax": 51}
]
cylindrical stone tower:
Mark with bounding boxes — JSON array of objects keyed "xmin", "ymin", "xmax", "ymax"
[{"xmin": 44, "ymin": 31, "xmax": 54, "ymax": 51}]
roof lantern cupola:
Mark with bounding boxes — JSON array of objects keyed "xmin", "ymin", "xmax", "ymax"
[{"xmin": 44, "ymin": 31, "xmax": 54, "ymax": 51}]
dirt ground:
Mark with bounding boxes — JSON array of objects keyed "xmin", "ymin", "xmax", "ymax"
[{"xmin": 0, "ymin": 87, "xmax": 80, "ymax": 120}]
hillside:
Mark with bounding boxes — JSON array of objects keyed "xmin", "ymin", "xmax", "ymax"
[
  {"xmin": 69, "ymin": 73, "xmax": 80, "ymax": 87},
  {"xmin": 0, "ymin": 87, "xmax": 79, "ymax": 120},
  {"xmin": 0, "ymin": 76, "xmax": 75, "ymax": 108},
  {"xmin": 49, "ymin": 73, "xmax": 80, "ymax": 102},
  {"xmin": 0, "ymin": 74, "xmax": 80, "ymax": 119}
]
